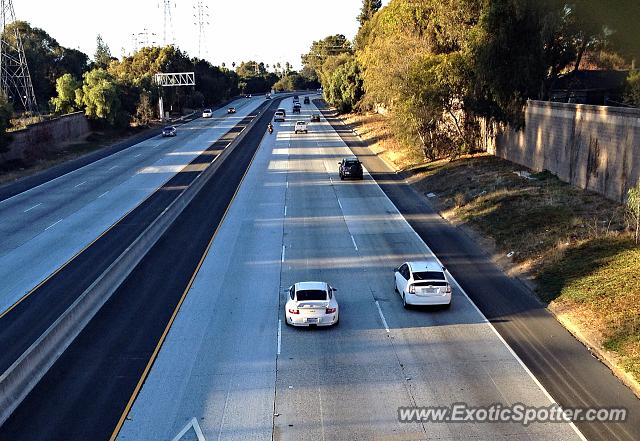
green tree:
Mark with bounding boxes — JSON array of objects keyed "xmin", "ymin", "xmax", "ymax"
[
  {"xmin": 1, "ymin": 21, "xmax": 89, "ymax": 111},
  {"xmin": 357, "ymin": 0, "xmax": 382, "ymax": 26},
  {"xmin": 94, "ymin": 35, "xmax": 112, "ymax": 69},
  {"xmin": 624, "ymin": 70, "xmax": 640, "ymax": 107},
  {"xmin": 302, "ymin": 34, "xmax": 352, "ymax": 81},
  {"xmin": 50, "ymin": 73, "xmax": 81, "ymax": 114},
  {"xmin": 0, "ymin": 92, "xmax": 14, "ymax": 155},
  {"xmin": 76, "ymin": 68, "xmax": 123, "ymax": 125}
]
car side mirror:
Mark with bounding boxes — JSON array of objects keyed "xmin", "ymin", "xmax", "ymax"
[{"xmin": 332, "ymin": 288, "xmax": 337, "ymax": 292}]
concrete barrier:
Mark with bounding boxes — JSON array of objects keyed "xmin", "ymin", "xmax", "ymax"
[{"xmin": 0, "ymin": 99, "xmax": 275, "ymax": 426}]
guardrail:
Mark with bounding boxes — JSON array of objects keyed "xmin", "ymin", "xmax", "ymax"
[{"xmin": 0, "ymin": 99, "xmax": 276, "ymax": 426}]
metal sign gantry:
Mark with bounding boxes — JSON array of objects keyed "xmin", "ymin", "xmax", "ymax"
[{"xmin": 154, "ymin": 72, "xmax": 196, "ymax": 120}]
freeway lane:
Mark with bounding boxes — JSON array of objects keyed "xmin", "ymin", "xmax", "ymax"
[
  {"xmin": 317, "ymin": 101, "xmax": 640, "ymax": 441},
  {"xmin": 0, "ymin": 96, "xmax": 263, "ymax": 315},
  {"xmin": 0, "ymin": 99, "xmax": 284, "ymax": 441},
  {"xmin": 114, "ymin": 97, "xmax": 580, "ymax": 441},
  {"xmin": 0, "ymin": 102, "xmax": 267, "ymax": 377}
]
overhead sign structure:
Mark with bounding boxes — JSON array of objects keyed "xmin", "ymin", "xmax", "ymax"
[{"xmin": 154, "ymin": 72, "xmax": 196, "ymax": 120}]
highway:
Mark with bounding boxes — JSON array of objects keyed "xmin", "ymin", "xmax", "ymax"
[
  {"xmin": 0, "ymin": 95, "xmax": 637, "ymax": 441},
  {"xmin": 0, "ymin": 96, "xmax": 264, "ymax": 316},
  {"xmin": 112, "ymin": 97, "xmax": 581, "ymax": 440}
]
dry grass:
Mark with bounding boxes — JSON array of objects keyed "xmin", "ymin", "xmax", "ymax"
[
  {"xmin": 339, "ymin": 110, "xmax": 640, "ymax": 383},
  {"xmin": 341, "ymin": 112, "xmax": 425, "ymax": 170}
]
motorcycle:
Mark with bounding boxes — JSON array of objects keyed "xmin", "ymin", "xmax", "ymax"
[{"xmin": 268, "ymin": 124, "xmax": 274, "ymax": 134}]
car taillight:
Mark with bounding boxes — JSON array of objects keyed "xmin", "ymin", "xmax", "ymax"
[
  {"xmin": 408, "ymin": 285, "xmax": 415, "ymax": 294},
  {"xmin": 288, "ymin": 308, "xmax": 299, "ymax": 314},
  {"xmin": 445, "ymin": 285, "xmax": 452, "ymax": 294},
  {"xmin": 326, "ymin": 307, "xmax": 336, "ymax": 314}
]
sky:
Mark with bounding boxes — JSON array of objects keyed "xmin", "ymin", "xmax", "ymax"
[{"xmin": 16, "ymin": 0, "xmax": 389, "ymax": 70}]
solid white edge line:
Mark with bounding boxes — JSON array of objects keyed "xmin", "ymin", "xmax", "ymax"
[
  {"xmin": 277, "ymin": 319, "xmax": 282, "ymax": 355},
  {"xmin": 74, "ymin": 181, "xmax": 86, "ymax": 188},
  {"xmin": 337, "ymin": 117, "xmax": 588, "ymax": 441},
  {"xmin": 375, "ymin": 301, "xmax": 390, "ymax": 333},
  {"xmin": 98, "ymin": 191, "xmax": 109, "ymax": 199},
  {"xmin": 23, "ymin": 203, "xmax": 42, "ymax": 213},
  {"xmin": 350, "ymin": 235, "xmax": 358, "ymax": 252}
]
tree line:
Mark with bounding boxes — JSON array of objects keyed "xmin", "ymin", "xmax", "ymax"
[
  {"xmin": 304, "ymin": 0, "xmax": 640, "ymax": 160},
  {"xmin": 0, "ymin": 21, "xmax": 320, "ymax": 134}
]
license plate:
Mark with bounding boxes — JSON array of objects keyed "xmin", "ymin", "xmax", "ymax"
[{"xmin": 306, "ymin": 317, "xmax": 319, "ymax": 323}]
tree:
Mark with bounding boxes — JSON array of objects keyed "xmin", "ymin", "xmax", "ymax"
[
  {"xmin": 94, "ymin": 35, "xmax": 112, "ymax": 69},
  {"xmin": 0, "ymin": 92, "xmax": 13, "ymax": 155},
  {"xmin": 624, "ymin": 70, "xmax": 640, "ymax": 107},
  {"xmin": 76, "ymin": 68, "xmax": 123, "ymax": 125},
  {"xmin": 357, "ymin": 0, "xmax": 382, "ymax": 26},
  {"xmin": 50, "ymin": 73, "xmax": 81, "ymax": 114},
  {"xmin": 132, "ymin": 92, "xmax": 155, "ymax": 126},
  {"xmin": 302, "ymin": 34, "xmax": 352, "ymax": 81},
  {"xmin": 1, "ymin": 21, "xmax": 89, "ymax": 111}
]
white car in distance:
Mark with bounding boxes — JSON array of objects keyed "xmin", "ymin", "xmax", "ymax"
[
  {"xmin": 202, "ymin": 108, "xmax": 213, "ymax": 118},
  {"xmin": 394, "ymin": 261, "xmax": 452, "ymax": 308},
  {"xmin": 285, "ymin": 282, "xmax": 339, "ymax": 327},
  {"xmin": 294, "ymin": 121, "xmax": 308, "ymax": 134}
]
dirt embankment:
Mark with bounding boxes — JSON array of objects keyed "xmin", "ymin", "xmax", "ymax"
[{"xmin": 341, "ymin": 111, "xmax": 640, "ymax": 394}]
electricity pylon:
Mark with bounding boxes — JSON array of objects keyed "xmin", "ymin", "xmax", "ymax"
[
  {"xmin": 161, "ymin": 0, "xmax": 175, "ymax": 46},
  {"xmin": 193, "ymin": 1, "xmax": 210, "ymax": 58},
  {"xmin": 0, "ymin": 0, "xmax": 37, "ymax": 113}
]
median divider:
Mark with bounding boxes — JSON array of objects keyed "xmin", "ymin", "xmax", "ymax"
[{"xmin": 0, "ymin": 99, "xmax": 278, "ymax": 426}]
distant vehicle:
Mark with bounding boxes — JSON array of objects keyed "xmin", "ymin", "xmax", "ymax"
[
  {"xmin": 227, "ymin": 107, "xmax": 236, "ymax": 114},
  {"xmin": 245, "ymin": 94, "xmax": 252, "ymax": 98},
  {"xmin": 202, "ymin": 109, "xmax": 213, "ymax": 118},
  {"xmin": 285, "ymin": 281, "xmax": 339, "ymax": 327},
  {"xmin": 293, "ymin": 103, "xmax": 301, "ymax": 114},
  {"xmin": 310, "ymin": 113, "xmax": 321, "ymax": 122},
  {"xmin": 277, "ymin": 108, "xmax": 287, "ymax": 117},
  {"xmin": 274, "ymin": 111, "xmax": 285, "ymax": 122},
  {"xmin": 265, "ymin": 94, "xmax": 271, "ymax": 99},
  {"xmin": 293, "ymin": 94, "xmax": 299, "ymax": 100},
  {"xmin": 393, "ymin": 261, "xmax": 452, "ymax": 308},
  {"xmin": 294, "ymin": 121, "xmax": 308, "ymax": 134},
  {"xmin": 303, "ymin": 96, "xmax": 310, "ymax": 104},
  {"xmin": 162, "ymin": 126, "xmax": 177, "ymax": 137},
  {"xmin": 338, "ymin": 157, "xmax": 363, "ymax": 180}
]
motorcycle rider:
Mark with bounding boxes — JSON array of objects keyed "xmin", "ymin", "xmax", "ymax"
[{"xmin": 268, "ymin": 122, "xmax": 274, "ymax": 134}]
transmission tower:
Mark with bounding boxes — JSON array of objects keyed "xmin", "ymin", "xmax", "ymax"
[
  {"xmin": 161, "ymin": 0, "xmax": 175, "ymax": 46},
  {"xmin": 0, "ymin": 0, "xmax": 37, "ymax": 113},
  {"xmin": 193, "ymin": 1, "xmax": 210, "ymax": 58}
]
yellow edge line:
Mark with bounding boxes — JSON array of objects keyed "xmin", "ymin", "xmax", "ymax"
[{"xmin": 108, "ymin": 114, "xmax": 270, "ymax": 441}]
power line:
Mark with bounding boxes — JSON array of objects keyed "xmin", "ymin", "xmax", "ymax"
[
  {"xmin": 160, "ymin": 0, "xmax": 175, "ymax": 46},
  {"xmin": 0, "ymin": 0, "xmax": 37, "ymax": 113}
]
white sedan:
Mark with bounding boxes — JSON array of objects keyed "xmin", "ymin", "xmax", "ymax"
[
  {"xmin": 285, "ymin": 281, "xmax": 339, "ymax": 327},
  {"xmin": 202, "ymin": 108, "xmax": 213, "ymax": 118},
  {"xmin": 394, "ymin": 261, "xmax": 452, "ymax": 308}
]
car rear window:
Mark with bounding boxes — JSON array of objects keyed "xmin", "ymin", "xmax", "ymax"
[
  {"xmin": 296, "ymin": 290, "xmax": 327, "ymax": 301},
  {"xmin": 275, "ymin": 111, "xmax": 284, "ymax": 115},
  {"xmin": 413, "ymin": 281, "xmax": 448, "ymax": 287},
  {"xmin": 345, "ymin": 160, "xmax": 360, "ymax": 166},
  {"xmin": 412, "ymin": 271, "xmax": 445, "ymax": 281}
]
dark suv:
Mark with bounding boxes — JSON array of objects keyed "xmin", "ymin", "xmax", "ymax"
[
  {"xmin": 338, "ymin": 157, "xmax": 363, "ymax": 180},
  {"xmin": 303, "ymin": 96, "xmax": 310, "ymax": 104}
]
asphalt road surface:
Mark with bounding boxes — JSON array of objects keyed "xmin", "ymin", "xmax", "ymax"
[
  {"xmin": 0, "ymin": 98, "xmax": 283, "ymax": 441},
  {"xmin": 113, "ymin": 97, "xmax": 581, "ymax": 441},
  {"xmin": 0, "ymin": 96, "xmax": 264, "ymax": 316}
]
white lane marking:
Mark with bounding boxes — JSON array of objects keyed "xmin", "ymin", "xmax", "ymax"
[
  {"xmin": 277, "ymin": 319, "xmax": 282, "ymax": 355},
  {"xmin": 23, "ymin": 203, "xmax": 42, "ymax": 213},
  {"xmin": 375, "ymin": 301, "xmax": 390, "ymax": 333},
  {"xmin": 74, "ymin": 181, "xmax": 86, "ymax": 188},
  {"xmin": 284, "ymin": 205, "xmax": 287, "ymax": 217},
  {"xmin": 286, "ymin": 181, "xmax": 289, "ymax": 189},
  {"xmin": 343, "ymin": 130, "xmax": 587, "ymax": 441},
  {"xmin": 135, "ymin": 154, "xmax": 142, "ymax": 158},
  {"xmin": 281, "ymin": 245, "xmax": 286, "ymax": 263},
  {"xmin": 45, "ymin": 219, "xmax": 63, "ymax": 230},
  {"xmin": 350, "ymin": 234, "xmax": 358, "ymax": 251},
  {"xmin": 337, "ymin": 198, "xmax": 343, "ymax": 210},
  {"xmin": 108, "ymin": 165, "xmax": 118, "ymax": 171},
  {"xmin": 98, "ymin": 191, "xmax": 109, "ymax": 198},
  {"xmin": 171, "ymin": 417, "xmax": 206, "ymax": 441}
]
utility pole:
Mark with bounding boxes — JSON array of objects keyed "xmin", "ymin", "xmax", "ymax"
[
  {"xmin": 193, "ymin": 1, "xmax": 210, "ymax": 59},
  {"xmin": 0, "ymin": 0, "xmax": 37, "ymax": 113},
  {"xmin": 161, "ymin": 0, "xmax": 175, "ymax": 46}
]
